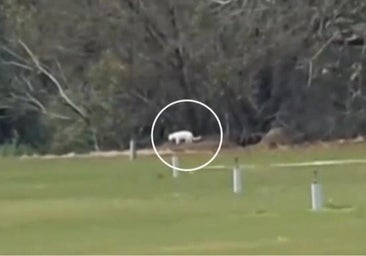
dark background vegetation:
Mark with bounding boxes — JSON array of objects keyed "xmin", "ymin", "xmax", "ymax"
[{"xmin": 0, "ymin": 0, "xmax": 366, "ymax": 155}]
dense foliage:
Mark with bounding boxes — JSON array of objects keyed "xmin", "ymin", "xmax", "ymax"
[{"xmin": 1, "ymin": 0, "xmax": 366, "ymax": 154}]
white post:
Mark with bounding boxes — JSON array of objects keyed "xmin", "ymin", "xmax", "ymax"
[
  {"xmin": 172, "ymin": 155, "xmax": 179, "ymax": 178},
  {"xmin": 129, "ymin": 138, "xmax": 136, "ymax": 161},
  {"xmin": 233, "ymin": 157, "xmax": 242, "ymax": 194},
  {"xmin": 311, "ymin": 170, "xmax": 323, "ymax": 211}
]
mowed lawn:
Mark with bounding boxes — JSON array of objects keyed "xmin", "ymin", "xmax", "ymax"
[{"xmin": 1, "ymin": 144, "xmax": 366, "ymax": 254}]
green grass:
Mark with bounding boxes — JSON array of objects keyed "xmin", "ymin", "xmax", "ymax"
[{"xmin": 1, "ymin": 144, "xmax": 366, "ymax": 254}]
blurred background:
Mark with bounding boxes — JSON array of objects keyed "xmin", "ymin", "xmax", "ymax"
[{"xmin": 0, "ymin": 0, "xmax": 366, "ymax": 155}]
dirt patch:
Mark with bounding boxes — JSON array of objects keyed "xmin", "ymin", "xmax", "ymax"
[{"xmin": 256, "ymin": 127, "xmax": 305, "ymax": 149}]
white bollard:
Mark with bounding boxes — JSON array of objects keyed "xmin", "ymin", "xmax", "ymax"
[
  {"xmin": 311, "ymin": 170, "xmax": 323, "ymax": 211},
  {"xmin": 129, "ymin": 138, "xmax": 136, "ymax": 161},
  {"xmin": 233, "ymin": 157, "xmax": 242, "ymax": 194},
  {"xmin": 172, "ymin": 155, "xmax": 179, "ymax": 178}
]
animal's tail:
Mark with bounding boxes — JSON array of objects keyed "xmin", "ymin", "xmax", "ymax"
[{"xmin": 192, "ymin": 135, "xmax": 202, "ymax": 141}]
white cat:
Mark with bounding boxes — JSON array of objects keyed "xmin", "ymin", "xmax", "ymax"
[{"xmin": 168, "ymin": 130, "xmax": 202, "ymax": 144}]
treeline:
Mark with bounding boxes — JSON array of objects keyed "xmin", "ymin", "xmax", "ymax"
[{"xmin": 0, "ymin": 0, "xmax": 366, "ymax": 155}]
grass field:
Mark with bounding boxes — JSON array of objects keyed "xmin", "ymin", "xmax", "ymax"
[{"xmin": 1, "ymin": 144, "xmax": 366, "ymax": 254}]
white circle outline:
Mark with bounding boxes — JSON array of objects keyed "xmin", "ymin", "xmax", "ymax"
[{"xmin": 151, "ymin": 99, "xmax": 223, "ymax": 172}]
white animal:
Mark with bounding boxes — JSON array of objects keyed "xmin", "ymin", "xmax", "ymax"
[{"xmin": 168, "ymin": 130, "xmax": 202, "ymax": 144}]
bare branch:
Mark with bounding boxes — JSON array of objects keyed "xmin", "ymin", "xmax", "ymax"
[
  {"xmin": 310, "ymin": 34, "xmax": 337, "ymax": 61},
  {"xmin": 55, "ymin": 59, "xmax": 70, "ymax": 85},
  {"xmin": 18, "ymin": 39, "xmax": 88, "ymax": 120},
  {"xmin": 210, "ymin": 0, "xmax": 233, "ymax": 5},
  {"xmin": 21, "ymin": 76, "xmax": 35, "ymax": 92},
  {"xmin": 125, "ymin": 0, "xmax": 168, "ymax": 49},
  {"xmin": 24, "ymin": 92, "xmax": 47, "ymax": 113},
  {"xmin": 0, "ymin": 45, "xmax": 30, "ymax": 63},
  {"xmin": 1, "ymin": 60, "xmax": 34, "ymax": 71},
  {"xmin": 129, "ymin": 90, "xmax": 154, "ymax": 106},
  {"xmin": 307, "ymin": 34, "xmax": 337, "ymax": 87},
  {"xmin": 307, "ymin": 61, "xmax": 313, "ymax": 88},
  {"xmin": 10, "ymin": 91, "xmax": 72, "ymax": 120}
]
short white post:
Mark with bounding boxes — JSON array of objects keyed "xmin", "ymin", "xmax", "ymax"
[
  {"xmin": 311, "ymin": 170, "xmax": 323, "ymax": 211},
  {"xmin": 129, "ymin": 138, "xmax": 137, "ymax": 161},
  {"xmin": 233, "ymin": 157, "xmax": 242, "ymax": 194},
  {"xmin": 172, "ymin": 155, "xmax": 179, "ymax": 178}
]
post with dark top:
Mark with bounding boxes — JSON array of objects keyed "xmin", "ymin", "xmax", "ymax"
[
  {"xmin": 129, "ymin": 138, "xmax": 136, "ymax": 161},
  {"xmin": 233, "ymin": 157, "xmax": 242, "ymax": 194},
  {"xmin": 311, "ymin": 170, "xmax": 323, "ymax": 211}
]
